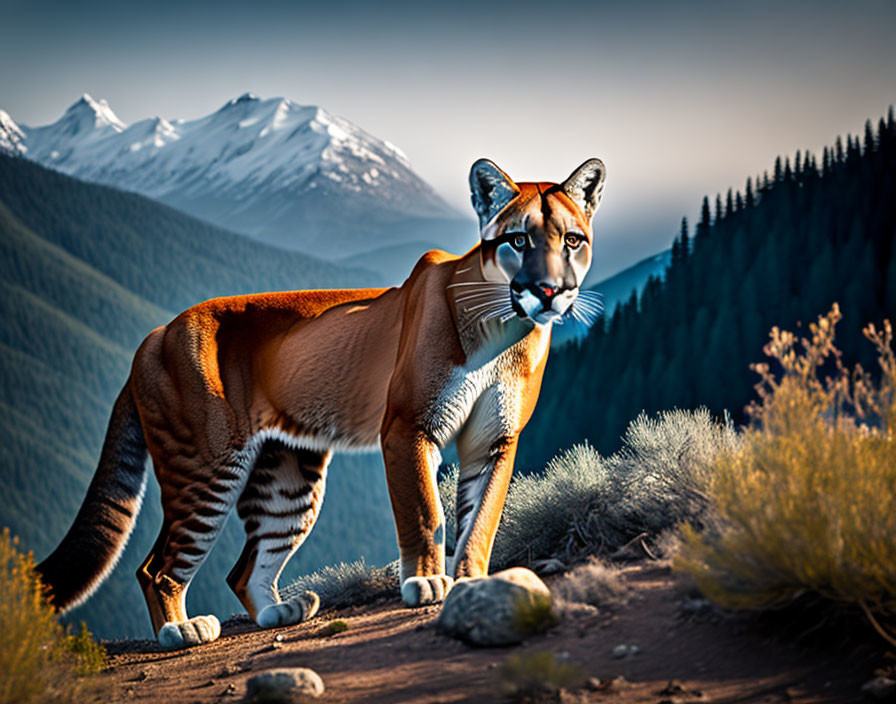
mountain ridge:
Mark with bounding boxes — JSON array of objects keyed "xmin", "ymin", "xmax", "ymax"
[{"xmin": 1, "ymin": 94, "xmax": 474, "ymax": 267}]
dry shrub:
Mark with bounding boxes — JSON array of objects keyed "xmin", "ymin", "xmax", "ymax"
[
  {"xmin": 0, "ymin": 528, "xmax": 106, "ymax": 704},
  {"xmin": 441, "ymin": 409, "xmax": 735, "ymax": 571},
  {"xmin": 551, "ymin": 558, "xmax": 628, "ymax": 611},
  {"xmin": 285, "ymin": 405, "xmax": 735, "ymax": 607},
  {"xmin": 677, "ymin": 306, "xmax": 896, "ymax": 644},
  {"xmin": 281, "ymin": 558, "xmax": 398, "ymax": 610}
]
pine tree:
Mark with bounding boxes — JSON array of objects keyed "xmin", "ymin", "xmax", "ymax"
[
  {"xmin": 695, "ymin": 196, "xmax": 711, "ymax": 243},
  {"xmin": 864, "ymin": 119, "xmax": 876, "ymax": 153}
]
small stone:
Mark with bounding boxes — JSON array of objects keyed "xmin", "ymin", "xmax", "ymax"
[
  {"xmin": 611, "ymin": 644, "xmax": 629, "ymax": 658},
  {"xmin": 245, "ymin": 668, "xmax": 324, "ymax": 702},
  {"xmin": 609, "ymin": 676, "xmax": 630, "ymax": 691},
  {"xmin": 585, "ymin": 677, "xmax": 603, "ymax": 691},
  {"xmin": 628, "ymin": 644, "xmax": 640, "ymax": 656},
  {"xmin": 219, "ymin": 682, "xmax": 237, "ymax": 697},
  {"xmin": 274, "ymin": 634, "xmax": 283, "ymax": 642},
  {"xmin": 862, "ymin": 677, "xmax": 896, "ymax": 700},
  {"xmin": 437, "ymin": 567, "xmax": 553, "ymax": 646}
]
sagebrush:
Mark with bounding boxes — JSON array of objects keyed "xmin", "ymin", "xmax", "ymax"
[
  {"xmin": 288, "ymin": 408, "xmax": 735, "ymax": 608},
  {"xmin": 441, "ymin": 407, "xmax": 737, "ymax": 570},
  {"xmin": 677, "ymin": 306, "xmax": 896, "ymax": 644},
  {"xmin": 281, "ymin": 558, "xmax": 398, "ymax": 609}
]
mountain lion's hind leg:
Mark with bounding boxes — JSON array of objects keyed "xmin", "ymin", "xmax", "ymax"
[
  {"xmin": 382, "ymin": 417, "xmax": 452, "ymax": 606},
  {"xmin": 227, "ymin": 442, "xmax": 329, "ymax": 628},
  {"xmin": 137, "ymin": 454, "xmax": 250, "ymax": 649},
  {"xmin": 137, "ymin": 453, "xmax": 254, "ymax": 649}
]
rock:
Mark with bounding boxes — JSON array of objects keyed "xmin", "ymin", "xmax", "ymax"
[
  {"xmin": 244, "ymin": 668, "xmax": 324, "ymax": 702},
  {"xmin": 437, "ymin": 567, "xmax": 553, "ymax": 646},
  {"xmin": 862, "ymin": 677, "xmax": 896, "ymax": 700},
  {"xmin": 611, "ymin": 643, "xmax": 639, "ymax": 658}
]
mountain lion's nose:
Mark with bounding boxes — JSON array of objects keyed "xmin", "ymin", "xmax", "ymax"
[{"xmin": 538, "ymin": 282, "xmax": 558, "ymax": 299}]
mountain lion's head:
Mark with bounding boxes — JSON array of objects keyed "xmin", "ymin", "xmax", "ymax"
[{"xmin": 467, "ymin": 158, "xmax": 606, "ymax": 331}]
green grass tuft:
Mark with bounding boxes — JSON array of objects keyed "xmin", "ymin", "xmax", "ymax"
[
  {"xmin": 513, "ymin": 593, "xmax": 558, "ymax": 638},
  {"xmin": 498, "ymin": 651, "xmax": 581, "ymax": 699},
  {"xmin": 317, "ymin": 619, "xmax": 350, "ymax": 636},
  {"xmin": 62, "ymin": 622, "xmax": 107, "ymax": 676}
]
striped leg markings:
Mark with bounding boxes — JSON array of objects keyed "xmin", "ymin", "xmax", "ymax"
[
  {"xmin": 137, "ymin": 451, "xmax": 252, "ymax": 648},
  {"xmin": 227, "ymin": 441, "xmax": 330, "ymax": 628}
]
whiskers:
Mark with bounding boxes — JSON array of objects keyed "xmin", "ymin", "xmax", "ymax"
[
  {"xmin": 555, "ymin": 289, "xmax": 604, "ymax": 343},
  {"xmin": 450, "ymin": 282, "xmax": 516, "ymax": 333}
]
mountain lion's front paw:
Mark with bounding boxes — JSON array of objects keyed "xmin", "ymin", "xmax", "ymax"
[
  {"xmin": 256, "ymin": 591, "xmax": 320, "ymax": 628},
  {"xmin": 157, "ymin": 614, "xmax": 221, "ymax": 649},
  {"xmin": 401, "ymin": 574, "xmax": 453, "ymax": 606}
]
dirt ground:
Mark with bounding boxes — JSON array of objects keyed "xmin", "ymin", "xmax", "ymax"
[{"xmin": 90, "ymin": 564, "xmax": 882, "ymax": 703}]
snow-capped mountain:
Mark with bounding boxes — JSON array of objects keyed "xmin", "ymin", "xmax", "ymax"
[{"xmin": 2, "ymin": 94, "xmax": 473, "ymax": 268}]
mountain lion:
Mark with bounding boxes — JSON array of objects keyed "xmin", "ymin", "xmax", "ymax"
[{"xmin": 37, "ymin": 157, "xmax": 606, "ymax": 648}]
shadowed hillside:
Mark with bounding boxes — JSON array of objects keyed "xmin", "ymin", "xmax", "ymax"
[{"xmin": 0, "ymin": 154, "xmax": 397, "ymax": 639}]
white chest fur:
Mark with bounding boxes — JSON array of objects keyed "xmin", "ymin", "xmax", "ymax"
[{"xmin": 424, "ymin": 326, "xmax": 549, "ymax": 448}]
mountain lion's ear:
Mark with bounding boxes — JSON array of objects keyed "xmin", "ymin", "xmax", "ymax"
[
  {"xmin": 469, "ymin": 159, "xmax": 520, "ymax": 228},
  {"xmin": 561, "ymin": 158, "xmax": 606, "ymax": 221}
]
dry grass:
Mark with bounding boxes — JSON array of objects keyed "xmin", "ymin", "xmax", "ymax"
[
  {"xmin": 551, "ymin": 558, "xmax": 629, "ymax": 612},
  {"xmin": 677, "ymin": 306, "xmax": 896, "ymax": 644},
  {"xmin": 280, "ymin": 558, "xmax": 398, "ymax": 610},
  {"xmin": 0, "ymin": 528, "xmax": 106, "ymax": 704}
]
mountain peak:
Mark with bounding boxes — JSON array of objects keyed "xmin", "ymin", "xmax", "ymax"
[
  {"xmin": 0, "ymin": 109, "xmax": 27, "ymax": 155},
  {"xmin": 64, "ymin": 94, "xmax": 126, "ymax": 132},
  {"xmin": 222, "ymin": 92, "xmax": 260, "ymax": 109}
]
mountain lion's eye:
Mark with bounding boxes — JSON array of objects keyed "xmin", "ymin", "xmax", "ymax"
[
  {"xmin": 511, "ymin": 234, "xmax": 527, "ymax": 250},
  {"xmin": 564, "ymin": 233, "xmax": 584, "ymax": 248}
]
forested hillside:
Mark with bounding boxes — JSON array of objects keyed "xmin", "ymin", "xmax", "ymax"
[
  {"xmin": 0, "ymin": 154, "xmax": 397, "ymax": 639},
  {"xmin": 519, "ymin": 109, "xmax": 896, "ymax": 466}
]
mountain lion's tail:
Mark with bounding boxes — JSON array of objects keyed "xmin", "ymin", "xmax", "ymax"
[{"xmin": 36, "ymin": 381, "xmax": 149, "ymax": 613}]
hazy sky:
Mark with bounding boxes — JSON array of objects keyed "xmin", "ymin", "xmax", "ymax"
[{"xmin": 2, "ymin": 0, "xmax": 894, "ymax": 280}]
